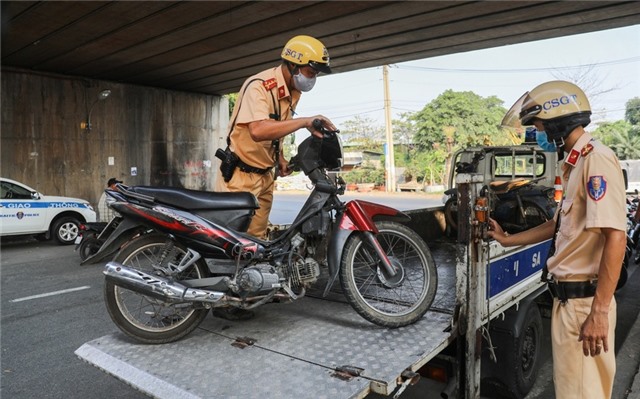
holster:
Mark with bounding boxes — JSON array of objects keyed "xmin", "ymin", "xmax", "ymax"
[{"xmin": 216, "ymin": 147, "xmax": 239, "ymax": 182}]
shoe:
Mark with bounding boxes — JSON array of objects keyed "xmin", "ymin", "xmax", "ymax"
[{"xmin": 212, "ymin": 307, "xmax": 255, "ymax": 321}]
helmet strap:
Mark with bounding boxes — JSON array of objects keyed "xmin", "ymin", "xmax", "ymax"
[{"xmin": 283, "ymin": 61, "xmax": 296, "ymax": 74}]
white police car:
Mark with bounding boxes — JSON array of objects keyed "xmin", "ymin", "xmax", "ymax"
[{"xmin": 0, "ymin": 178, "xmax": 96, "ymax": 245}]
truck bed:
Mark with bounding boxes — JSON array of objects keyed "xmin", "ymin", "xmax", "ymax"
[{"xmin": 75, "ymin": 239, "xmax": 457, "ymax": 399}]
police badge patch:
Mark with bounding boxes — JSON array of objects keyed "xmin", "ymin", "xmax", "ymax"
[{"xmin": 587, "ymin": 175, "xmax": 607, "ymax": 201}]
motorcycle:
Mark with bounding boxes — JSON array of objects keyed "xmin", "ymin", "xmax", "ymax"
[
  {"xmin": 76, "ymin": 217, "xmax": 122, "ymax": 262},
  {"xmin": 75, "ymin": 221, "xmax": 107, "ymax": 261},
  {"xmin": 90, "ymin": 120, "xmax": 438, "ymax": 344}
]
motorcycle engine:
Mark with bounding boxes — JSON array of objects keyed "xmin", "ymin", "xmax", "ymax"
[
  {"xmin": 286, "ymin": 256, "xmax": 321, "ymax": 290},
  {"xmin": 237, "ymin": 265, "xmax": 281, "ymax": 294}
]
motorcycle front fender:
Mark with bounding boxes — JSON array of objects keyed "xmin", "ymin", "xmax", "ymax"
[
  {"xmin": 323, "ymin": 200, "xmax": 411, "ymax": 296},
  {"xmin": 324, "ymin": 227, "xmax": 352, "ymax": 297},
  {"xmin": 81, "ymin": 218, "xmax": 146, "ymax": 265}
]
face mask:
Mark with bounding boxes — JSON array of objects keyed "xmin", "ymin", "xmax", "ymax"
[
  {"xmin": 293, "ymin": 72, "xmax": 316, "ymax": 92},
  {"xmin": 536, "ymin": 130, "xmax": 557, "ymax": 152}
]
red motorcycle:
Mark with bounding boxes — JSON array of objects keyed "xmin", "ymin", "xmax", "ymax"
[{"xmin": 90, "ymin": 120, "xmax": 437, "ymax": 344}]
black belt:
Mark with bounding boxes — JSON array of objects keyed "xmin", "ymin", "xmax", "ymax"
[
  {"xmin": 547, "ymin": 280, "xmax": 597, "ymax": 303},
  {"xmin": 237, "ymin": 159, "xmax": 271, "ymax": 175}
]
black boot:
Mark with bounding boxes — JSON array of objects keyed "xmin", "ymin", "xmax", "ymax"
[{"xmin": 212, "ymin": 307, "xmax": 255, "ymax": 321}]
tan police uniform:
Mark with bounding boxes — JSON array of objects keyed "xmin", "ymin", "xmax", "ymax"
[
  {"xmin": 547, "ymin": 132, "xmax": 626, "ymax": 399},
  {"xmin": 216, "ymin": 66, "xmax": 301, "ymax": 238}
]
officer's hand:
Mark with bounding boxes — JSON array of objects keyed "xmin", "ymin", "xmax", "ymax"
[
  {"xmin": 579, "ymin": 311, "xmax": 609, "ymax": 357},
  {"xmin": 278, "ymin": 160, "xmax": 292, "ymax": 177},
  {"xmin": 307, "ymin": 115, "xmax": 336, "ymax": 138},
  {"xmin": 487, "ymin": 218, "xmax": 507, "ymax": 242}
]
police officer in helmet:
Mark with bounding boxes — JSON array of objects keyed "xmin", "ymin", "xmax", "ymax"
[
  {"xmin": 491, "ymin": 81, "xmax": 626, "ymax": 398},
  {"xmin": 213, "ymin": 35, "xmax": 336, "ymax": 320},
  {"xmin": 216, "ymin": 35, "xmax": 336, "ymax": 239}
]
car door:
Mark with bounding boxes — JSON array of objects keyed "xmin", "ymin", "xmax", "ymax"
[{"xmin": 0, "ymin": 181, "xmax": 47, "ymax": 235}]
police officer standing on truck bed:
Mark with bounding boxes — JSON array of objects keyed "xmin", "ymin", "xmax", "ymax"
[
  {"xmin": 215, "ymin": 35, "xmax": 336, "ymax": 239},
  {"xmin": 213, "ymin": 36, "xmax": 335, "ymax": 321},
  {"xmin": 488, "ymin": 81, "xmax": 627, "ymax": 399}
]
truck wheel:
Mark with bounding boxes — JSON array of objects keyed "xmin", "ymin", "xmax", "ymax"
[
  {"xmin": 52, "ymin": 217, "xmax": 81, "ymax": 245},
  {"xmin": 482, "ymin": 303, "xmax": 543, "ymax": 399},
  {"xmin": 104, "ymin": 234, "xmax": 210, "ymax": 344},
  {"xmin": 444, "ymin": 197, "xmax": 458, "ymax": 232},
  {"xmin": 339, "ymin": 221, "xmax": 437, "ymax": 327},
  {"xmin": 511, "ymin": 304, "xmax": 542, "ymax": 396}
]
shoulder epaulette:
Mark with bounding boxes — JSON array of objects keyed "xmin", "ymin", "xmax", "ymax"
[
  {"xmin": 566, "ymin": 149, "xmax": 580, "ymax": 166},
  {"xmin": 581, "ymin": 143, "xmax": 594, "ymax": 157},
  {"xmin": 262, "ymin": 78, "xmax": 277, "ymax": 91}
]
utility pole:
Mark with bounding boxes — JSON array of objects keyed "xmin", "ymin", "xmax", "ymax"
[{"xmin": 383, "ymin": 65, "xmax": 396, "ymax": 192}]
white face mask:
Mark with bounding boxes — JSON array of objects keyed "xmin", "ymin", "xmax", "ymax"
[{"xmin": 293, "ymin": 72, "xmax": 316, "ymax": 92}]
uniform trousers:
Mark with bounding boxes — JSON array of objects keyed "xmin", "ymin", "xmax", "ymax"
[
  {"xmin": 551, "ymin": 296, "xmax": 616, "ymax": 399},
  {"xmin": 224, "ymin": 169, "xmax": 274, "ymax": 239}
]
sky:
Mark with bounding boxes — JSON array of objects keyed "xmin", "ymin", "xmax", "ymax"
[{"xmin": 294, "ymin": 24, "xmax": 640, "ymax": 135}]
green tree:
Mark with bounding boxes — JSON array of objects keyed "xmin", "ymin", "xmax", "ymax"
[
  {"xmin": 593, "ymin": 97, "xmax": 640, "ymax": 160},
  {"xmin": 625, "ymin": 97, "xmax": 640, "ymax": 126},
  {"xmin": 341, "ymin": 115, "xmax": 385, "ymax": 149},
  {"xmin": 593, "ymin": 121, "xmax": 640, "ymax": 160},
  {"xmin": 409, "ymin": 90, "xmax": 509, "ymax": 150},
  {"xmin": 404, "ymin": 90, "xmax": 510, "ymax": 185},
  {"xmin": 225, "ymin": 93, "xmax": 238, "ymax": 117}
]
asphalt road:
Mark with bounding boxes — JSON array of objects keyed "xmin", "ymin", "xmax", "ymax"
[
  {"xmin": 1, "ymin": 190, "xmax": 638, "ymax": 399},
  {"xmin": 271, "ymin": 190, "xmax": 443, "ymax": 225},
  {"xmin": 1, "ymin": 236, "xmax": 148, "ymax": 398}
]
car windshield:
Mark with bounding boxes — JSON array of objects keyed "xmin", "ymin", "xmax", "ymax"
[{"xmin": 1, "ymin": 181, "xmax": 35, "ymax": 200}]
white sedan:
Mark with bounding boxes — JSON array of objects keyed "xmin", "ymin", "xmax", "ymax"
[{"xmin": 0, "ymin": 178, "xmax": 96, "ymax": 244}]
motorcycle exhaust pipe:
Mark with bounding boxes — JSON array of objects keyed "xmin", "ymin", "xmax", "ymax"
[{"xmin": 103, "ymin": 261, "xmax": 225, "ymax": 304}]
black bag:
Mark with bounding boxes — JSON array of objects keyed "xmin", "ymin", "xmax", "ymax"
[{"xmin": 216, "ymin": 147, "xmax": 239, "ymax": 182}]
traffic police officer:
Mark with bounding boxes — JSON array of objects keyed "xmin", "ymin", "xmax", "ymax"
[
  {"xmin": 489, "ymin": 80, "xmax": 627, "ymax": 398},
  {"xmin": 216, "ymin": 35, "xmax": 336, "ymax": 239}
]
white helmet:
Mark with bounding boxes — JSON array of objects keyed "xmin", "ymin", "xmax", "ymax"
[{"xmin": 502, "ymin": 80, "xmax": 591, "ymax": 146}]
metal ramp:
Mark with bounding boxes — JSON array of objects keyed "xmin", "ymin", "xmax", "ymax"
[{"xmin": 76, "ymin": 297, "xmax": 452, "ymax": 399}]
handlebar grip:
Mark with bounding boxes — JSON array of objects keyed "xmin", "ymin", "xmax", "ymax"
[{"xmin": 312, "ymin": 118, "xmax": 340, "ymax": 139}]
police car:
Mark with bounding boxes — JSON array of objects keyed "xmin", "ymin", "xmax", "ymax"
[{"xmin": 0, "ymin": 178, "xmax": 96, "ymax": 245}]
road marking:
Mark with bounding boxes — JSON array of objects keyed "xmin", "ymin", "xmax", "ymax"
[{"xmin": 10, "ymin": 286, "xmax": 91, "ymax": 303}]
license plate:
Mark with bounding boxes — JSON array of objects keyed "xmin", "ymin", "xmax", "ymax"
[{"xmin": 74, "ymin": 236, "xmax": 83, "ymax": 245}]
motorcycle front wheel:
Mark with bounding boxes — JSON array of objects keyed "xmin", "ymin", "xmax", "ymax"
[
  {"xmin": 104, "ymin": 234, "xmax": 210, "ymax": 344},
  {"xmin": 339, "ymin": 221, "xmax": 437, "ymax": 328}
]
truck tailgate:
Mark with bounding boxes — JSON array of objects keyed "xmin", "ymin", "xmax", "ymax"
[{"xmin": 76, "ymin": 297, "xmax": 452, "ymax": 399}]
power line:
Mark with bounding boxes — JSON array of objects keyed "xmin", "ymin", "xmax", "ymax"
[{"xmin": 397, "ymin": 56, "xmax": 640, "ymax": 74}]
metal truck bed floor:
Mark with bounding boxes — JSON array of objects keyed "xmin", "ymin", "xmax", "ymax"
[
  {"xmin": 76, "ymin": 240, "xmax": 457, "ymax": 399},
  {"xmin": 76, "ymin": 298, "xmax": 452, "ymax": 399}
]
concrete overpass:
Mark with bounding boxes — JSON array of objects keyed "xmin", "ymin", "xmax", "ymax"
[
  {"xmin": 1, "ymin": 1, "xmax": 639, "ymax": 203},
  {"xmin": 3, "ymin": 1, "xmax": 639, "ymax": 94}
]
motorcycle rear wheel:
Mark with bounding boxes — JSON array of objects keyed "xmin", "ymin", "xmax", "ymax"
[
  {"xmin": 339, "ymin": 221, "xmax": 437, "ymax": 328},
  {"xmin": 78, "ymin": 237, "xmax": 102, "ymax": 261},
  {"xmin": 104, "ymin": 234, "xmax": 210, "ymax": 344}
]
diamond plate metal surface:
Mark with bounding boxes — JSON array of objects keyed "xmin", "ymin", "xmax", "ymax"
[
  {"xmin": 77, "ymin": 298, "xmax": 451, "ymax": 399},
  {"xmin": 77, "ymin": 239, "xmax": 457, "ymax": 398}
]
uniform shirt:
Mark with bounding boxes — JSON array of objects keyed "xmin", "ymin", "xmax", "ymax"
[
  {"xmin": 228, "ymin": 66, "xmax": 300, "ymax": 169},
  {"xmin": 547, "ymin": 132, "xmax": 626, "ymax": 280}
]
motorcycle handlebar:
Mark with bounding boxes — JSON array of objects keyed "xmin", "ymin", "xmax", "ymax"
[{"xmin": 312, "ymin": 118, "xmax": 340, "ymax": 139}]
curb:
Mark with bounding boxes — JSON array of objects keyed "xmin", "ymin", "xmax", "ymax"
[{"xmin": 621, "ymin": 305, "xmax": 640, "ymax": 399}]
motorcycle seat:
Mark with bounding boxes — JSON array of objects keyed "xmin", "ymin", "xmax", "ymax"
[
  {"xmin": 131, "ymin": 186, "xmax": 259, "ymax": 211},
  {"xmin": 489, "ymin": 178, "xmax": 531, "ymax": 194}
]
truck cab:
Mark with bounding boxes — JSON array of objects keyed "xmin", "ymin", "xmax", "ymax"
[
  {"xmin": 447, "ymin": 144, "xmax": 558, "ymax": 190},
  {"xmin": 444, "ymin": 144, "xmax": 559, "ymax": 236}
]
